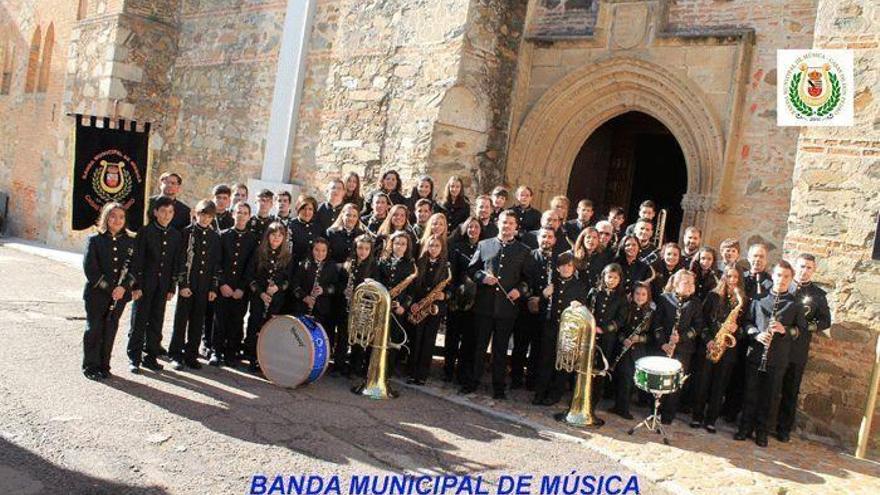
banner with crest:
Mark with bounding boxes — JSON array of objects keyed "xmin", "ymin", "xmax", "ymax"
[{"xmin": 71, "ymin": 115, "xmax": 151, "ymax": 231}]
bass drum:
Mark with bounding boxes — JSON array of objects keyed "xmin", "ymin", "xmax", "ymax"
[{"xmin": 257, "ymin": 315, "xmax": 329, "ymax": 388}]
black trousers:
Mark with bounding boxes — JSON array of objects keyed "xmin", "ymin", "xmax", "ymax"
[
  {"xmin": 511, "ymin": 310, "xmax": 541, "ymax": 386},
  {"xmin": 738, "ymin": 362, "xmax": 786, "ymax": 436},
  {"xmin": 170, "ymin": 291, "xmax": 209, "ymax": 362},
  {"xmin": 409, "ymin": 314, "xmax": 442, "ymax": 381},
  {"xmin": 534, "ymin": 320, "xmax": 567, "ymax": 402},
  {"xmin": 691, "ymin": 349, "xmax": 736, "ymax": 426},
  {"xmin": 332, "ymin": 295, "xmax": 350, "ymax": 367},
  {"xmin": 213, "ymin": 293, "xmax": 248, "ymax": 359},
  {"xmin": 445, "ymin": 310, "xmax": 475, "ymax": 384},
  {"xmin": 244, "ymin": 293, "xmax": 285, "ymax": 360},
  {"xmin": 721, "ymin": 342, "xmax": 749, "ymax": 421},
  {"xmin": 681, "ymin": 341, "xmax": 705, "ymax": 410},
  {"xmin": 659, "ymin": 349, "xmax": 693, "ymax": 422},
  {"xmin": 471, "ymin": 314, "xmax": 516, "ymax": 393},
  {"xmin": 202, "ymin": 300, "xmax": 216, "ymax": 350},
  {"xmin": 777, "ymin": 360, "xmax": 807, "ymax": 436},
  {"xmin": 128, "ymin": 287, "xmax": 169, "ymax": 365},
  {"xmin": 83, "ymin": 289, "xmax": 127, "ymax": 372},
  {"xmin": 613, "ymin": 347, "xmax": 647, "ymax": 415}
]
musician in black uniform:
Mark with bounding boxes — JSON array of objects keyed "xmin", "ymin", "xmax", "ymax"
[
  {"xmin": 776, "ymin": 253, "xmax": 831, "ymax": 442},
  {"xmin": 439, "ymin": 175, "xmax": 470, "ymax": 231},
  {"xmin": 595, "ymin": 220, "xmax": 615, "ymax": 253},
  {"xmin": 445, "ymin": 217, "xmax": 481, "ymax": 384},
  {"xmin": 316, "ymin": 178, "xmax": 345, "ymax": 233},
  {"xmin": 717, "ymin": 237, "xmax": 751, "ymax": 275},
  {"xmin": 606, "ymin": 207, "xmax": 626, "ymax": 247},
  {"xmin": 624, "ymin": 200, "xmax": 657, "ymax": 236},
  {"xmin": 680, "ymin": 227, "xmax": 702, "ymax": 269},
  {"xmin": 233, "ymin": 182, "xmax": 248, "ymax": 206},
  {"xmin": 341, "ymin": 235, "xmax": 377, "ymax": 377},
  {"xmin": 128, "ymin": 196, "xmax": 182, "ymax": 373},
  {"xmin": 407, "ymin": 175, "xmax": 440, "ymax": 223},
  {"xmin": 343, "ymin": 171, "xmax": 365, "ymax": 212},
  {"xmin": 586, "ymin": 263, "xmax": 628, "ymax": 405},
  {"xmin": 147, "ymin": 172, "xmax": 191, "ymax": 230},
  {"xmin": 690, "ymin": 246, "xmax": 720, "ymax": 302},
  {"xmin": 326, "ymin": 204, "xmax": 364, "ymax": 262},
  {"xmin": 290, "ymin": 238, "xmax": 341, "ymax": 332},
  {"xmin": 82, "ymin": 202, "xmax": 136, "ymax": 379},
  {"xmin": 610, "ymin": 282, "xmax": 654, "ymax": 419},
  {"xmin": 363, "ymin": 169, "xmax": 406, "ymax": 216},
  {"xmin": 653, "ymin": 269, "xmax": 704, "ymax": 424},
  {"xmin": 474, "ymin": 195, "xmax": 499, "ymax": 240},
  {"xmin": 212, "ymin": 184, "xmax": 234, "ymax": 231},
  {"xmin": 521, "ymin": 210, "xmax": 567, "ymax": 258},
  {"xmin": 273, "ymin": 190, "xmax": 294, "ymax": 230},
  {"xmin": 248, "ymin": 189, "xmax": 275, "ymax": 240},
  {"xmin": 531, "ymin": 252, "xmax": 588, "ymax": 406},
  {"xmin": 210, "ymin": 201, "xmax": 257, "ymax": 367},
  {"xmin": 407, "ymin": 234, "xmax": 451, "ymax": 385},
  {"xmin": 514, "ymin": 227, "xmax": 558, "ymax": 390},
  {"xmin": 489, "ymin": 186, "xmax": 508, "ymax": 222},
  {"xmin": 691, "ymin": 267, "xmax": 746, "ymax": 432},
  {"xmin": 735, "ymin": 261, "xmax": 808, "ymax": 447},
  {"xmin": 362, "ymin": 192, "xmax": 390, "ymax": 235},
  {"xmin": 563, "ymin": 199, "xmax": 595, "ymax": 245},
  {"xmin": 614, "ymin": 235, "xmax": 651, "ymax": 295},
  {"xmin": 511, "ymin": 186, "xmax": 541, "ymax": 235},
  {"xmin": 744, "ymin": 243, "xmax": 773, "ymax": 300},
  {"xmin": 244, "ymin": 222, "xmax": 292, "ymax": 371},
  {"xmin": 418, "ymin": 212, "xmax": 449, "ymax": 248},
  {"xmin": 289, "ymin": 195, "xmax": 322, "ymax": 265},
  {"xmin": 633, "ymin": 219, "xmax": 656, "ymax": 261},
  {"xmin": 571, "ymin": 227, "xmax": 611, "ymax": 289},
  {"xmin": 412, "ymin": 198, "xmax": 434, "ymax": 240},
  {"xmin": 375, "ymin": 204, "xmax": 418, "ymax": 257},
  {"xmin": 463, "ymin": 210, "xmax": 531, "ymax": 399},
  {"xmin": 650, "ymin": 242, "xmax": 683, "ymax": 302},
  {"xmin": 376, "ymin": 231, "xmax": 417, "ymax": 371}
]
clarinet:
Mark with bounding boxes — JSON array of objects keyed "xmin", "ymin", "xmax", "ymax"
[
  {"xmin": 610, "ymin": 305, "xmax": 652, "ymax": 371},
  {"xmin": 759, "ymin": 289, "xmax": 782, "ymax": 373},
  {"xmin": 184, "ymin": 230, "xmax": 195, "ymax": 289},
  {"xmin": 544, "ymin": 251, "xmax": 554, "ymax": 313},
  {"xmin": 108, "ymin": 246, "xmax": 134, "ymax": 314},
  {"xmin": 307, "ymin": 260, "xmax": 323, "ymax": 316}
]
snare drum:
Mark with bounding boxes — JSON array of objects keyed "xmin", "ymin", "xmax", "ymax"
[
  {"xmin": 634, "ymin": 356, "xmax": 684, "ymax": 394},
  {"xmin": 257, "ymin": 315, "xmax": 329, "ymax": 388}
]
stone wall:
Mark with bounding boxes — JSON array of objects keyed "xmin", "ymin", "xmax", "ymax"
[{"xmin": 783, "ymin": 0, "xmax": 880, "ymax": 458}]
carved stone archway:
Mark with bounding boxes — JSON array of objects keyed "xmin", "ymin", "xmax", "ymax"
[{"xmin": 506, "ymin": 57, "xmax": 725, "ymax": 234}]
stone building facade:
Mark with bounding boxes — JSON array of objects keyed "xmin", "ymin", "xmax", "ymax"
[{"xmin": 0, "ymin": 0, "xmax": 877, "ymax": 455}]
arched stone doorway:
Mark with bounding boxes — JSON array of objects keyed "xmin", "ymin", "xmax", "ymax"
[
  {"xmin": 567, "ymin": 111, "xmax": 687, "ymax": 243},
  {"xmin": 506, "ymin": 57, "xmax": 725, "ymax": 239}
]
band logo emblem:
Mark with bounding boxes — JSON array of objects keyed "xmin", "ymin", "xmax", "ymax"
[{"xmin": 778, "ymin": 50, "xmax": 853, "ymax": 127}]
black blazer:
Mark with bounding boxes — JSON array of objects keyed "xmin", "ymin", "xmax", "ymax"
[
  {"xmin": 83, "ymin": 231, "xmax": 136, "ymax": 298},
  {"xmin": 744, "ymin": 290, "xmax": 807, "ymax": 368},
  {"xmin": 147, "ymin": 195, "xmax": 190, "ymax": 231},
  {"xmin": 217, "ymin": 227, "xmax": 257, "ymax": 291},
  {"xmin": 652, "ymin": 292, "xmax": 705, "ymax": 357},
  {"xmin": 176, "ymin": 223, "xmax": 221, "ymax": 293},
  {"xmin": 377, "ymin": 257, "xmax": 416, "ymax": 307},
  {"xmin": 326, "ymin": 226, "xmax": 364, "ymax": 264},
  {"xmin": 245, "ymin": 248, "xmax": 291, "ymax": 294},
  {"xmin": 290, "ymin": 259, "xmax": 341, "ymax": 316},
  {"xmin": 132, "ymin": 221, "xmax": 182, "ymax": 294},
  {"xmin": 467, "ymin": 237, "xmax": 531, "ymax": 319},
  {"xmin": 788, "ymin": 282, "xmax": 831, "ymax": 364}
]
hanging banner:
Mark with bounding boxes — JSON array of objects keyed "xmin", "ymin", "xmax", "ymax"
[{"xmin": 71, "ymin": 115, "xmax": 151, "ymax": 231}]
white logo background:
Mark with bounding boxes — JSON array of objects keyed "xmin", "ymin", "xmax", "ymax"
[{"xmin": 777, "ymin": 49, "xmax": 854, "ymax": 127}]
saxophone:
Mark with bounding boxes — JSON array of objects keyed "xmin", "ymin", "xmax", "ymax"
[
  {"xmin": 389, "ymin": 262, "xmax": 418, "ymax": 299},
  {"xmin": 707, "ymin": 288, "xmax": 744, "ymax": 363},
  {"xmin": 666, "ymin": 296, "xmax": 684, "ymax": 358},
  {"xmin": 408, "ymin": 266, "xmax": 452, "ymax": 324}
]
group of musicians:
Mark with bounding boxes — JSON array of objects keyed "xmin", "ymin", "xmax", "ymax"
[{"xmin": 81, "ymin": 169, "xmax": 832, "ymax": 449}]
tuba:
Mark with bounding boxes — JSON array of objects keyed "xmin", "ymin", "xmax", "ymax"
[
  {"xmin": 554, "ymin": 303, "xmax": 604, "ymax": 427},
  {"xmin": 348, "ymin": 279, "xmax": 404, "ymax": 399}
]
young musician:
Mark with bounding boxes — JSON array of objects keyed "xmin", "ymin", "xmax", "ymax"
[
  {"xmin": 128, "ymin": 196, "xmax": 182, "ymax": 373},
  {"xmin": 464, "ymin": 210, "xmax": 531, "ymax": 399},
  {"xmin": 624, "ymin": 200, "xmax": 657, "ymax": 236},
  {"xmin": 514, "ymin": 227, "xmax": 558, "ymax": 390},
  {"xmin": 290, "ymin": 238, "xmax": 340, "ymax": 330},
  {"xmin": 362, "ymin": 192, "xmax": 390, "ymax": 235},
  {"xmin": 474, "ymin": 194, "xmax": 499, "ymax": 240},
  {"xmin": 445, "ymin": 217, "xmax": 481, "ymax": 384},
  {"xmin": 653, "ymin": 269, "xmax": 705, "ymax": 424},
  {"xmin": 147, "ymin": 172, "xmax": 191, "ymax": 230},
  {"xmin": 691, "ymin": 246, "xmax": 720, "ymax": 301},
  {"xmin": 586, "ymin": 263, "xmax": 628, "ymax": 404},
  {"xmin": 407, "ymin": 234, "xmax": 451, "ymax": 385},
  {"xmin": 490, "ymin": 186, "xmax": 508, "ymax": 222},
  {"xmin": 376, "ymin": 204, "xmax": 417, "ymax": 256},
  {"xmin": 650, "ymin": 242, "xmax": 683, "ymax": 301},
  {"xmin": 343, "ymin": 172, "xmax": 364, "ymax": 211},
  {"xmin": 571, "ymin": 227, "xmax": 611, "ymax": 289},
  {"xmin": 363, "ymin": 169, "xmax": 406, "ymax": 215},
  {"xmin": 610, "ymin": 282, "xmax": 654, "ymax": 419},
  {"xmin": 212, "ymin": 184, "xmax": 234, "ymax": 231},
  {"xmin": 531, "ymin": 252, "xmax": 588, "ymax": 406},
  {"xmin": 549, "ymin": 196, "xmax": 570, "ymax": 225},
  {"xmin": 718, "ymin": 237, "xmax": 751, "ymax": 274},
  {"xmin": 273, "ymin": 190, "xmax": 294, "ymax": 229},
  {"xmin": 210, "ymin": 201, "xmax": 257, "ymax": 367},
  {"xmin": 407, "ymin": 175, "xmax": 439, "ymax": 222},
  {"xmin": 82, "ymin": 202, "xmax": 136, "ymax": 379},
  {"xmin": 564, "ymin": 199, "xmax": 595, "ymax": 245},
  {"xmin": 341, "ymin": 235, "xmax": 377, "ymax": 378},
  {"xmin": 412, "ymin": 198, "xmax": 434, "ymax": 240},
  {"xmin": 776, "ymin": 253, "xmax": 831, "ymax": 442},
  {"xmin": 326, "ymin": 203, "xmax": 364, "ymax": 264},
  {"xmin": 681, "ymin": 227, "xmax": 702, "ymax": 268},
  {"xmin": 511, "ymin": 185, "xmax": 541, "ymax": 234},
  {"xmin": 440, "ymin": 175, "xmax": 470, "ymax": 231},
  {"xmin": 232, "ymin": 182, "xmax": 248, "ymax": 206},
  {"xmin": 614, "ymin": 235, "xmax": 651, "ymax": 295},
  {"xmin": 289, "ymin": 195, "xmax": 322, "ymax": 265},
  {"xmin": 691, "ymin": 267, "xmax": 745, "ymax": 432},
  {"xmin": 316, "ymin": 178, "xmax": 346, "ymax": 233},
  {"xmin": 244, "ymin": 222, "xmax": 291, "ymax": 371},
  {"xmin": 735, "ymin": 261, "xmax": 807, "ymax": 447},
  {"xmin": 376, "ymin": 231, "xmax": 417, "ymax": 370},
  {"xmin": 606, "ymin": 206, "xmax": 626, "ymax": 247},
  {"xmin": 248, "ymin": 189, "xmax": 275, "ymax": 240},
  {"xmin": 169, "ymin": 200, "xmax": 221, "ymax": 371}
]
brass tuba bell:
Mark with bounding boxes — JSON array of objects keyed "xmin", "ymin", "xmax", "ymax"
[
  {"xmin": 554, "ymin": 303, "xmax": 604, "ymax": 427},
  {"xmin": 348, "ymin": 278, "xmax": 401, "ymax": 399}
]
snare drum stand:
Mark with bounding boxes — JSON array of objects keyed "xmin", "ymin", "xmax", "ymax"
[{"xmin": 627, "ymin": 391, "xmax": 672, "ymax": 445}]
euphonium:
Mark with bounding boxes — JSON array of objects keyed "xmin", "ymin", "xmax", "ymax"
[
  {"xmin": 707, "ymin": 288, "xmax": 744, "ymax": 363},
  {"xmin": 408, "ymin": 267, "xmax": 452, "ymax": 325},
  {"xmin": 348, "ymin": 279, "xmax": 400, "ymax": 399},
  {"xmin": 554, "ymin": 303, "xmax": 604, "ymax": 427}
]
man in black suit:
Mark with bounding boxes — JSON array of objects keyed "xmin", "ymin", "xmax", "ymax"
[
  {"xmin": 463, "ymin": 210, "xmax": 531, "ymax": 399},
  {"xmin": 147, "ymin": 172, "xmax": 191, "ymax": 230}
]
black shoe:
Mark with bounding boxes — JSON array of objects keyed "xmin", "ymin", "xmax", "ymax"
[
  {"xmin": 185, "ymin": 359, "xmax": 202, "ymax": 370},
  {"xmin": 98, "ymin": 369, "xmax": 112, "ymax": 379},
  {"xmin": 492, "ymin": 391, "xmax": 507, "ymax": 400},
  {"xmin": 660, "ymin": 417, "xmax": 673, "ymax": 425},
  {"xmin": 171, "ymin": 359, "xmax": 185, "ymax": 371},
  {"xmin": 705, "ymin": 424, "xmax": 717, "ymax": 434},
  {"xmin": 142, "ymin": 357, "xmax": 164, "ymax": 371},
  {"xmin": 689, "ymin": 420, "xmax": 703, "ymax": 429},
  {"xmin": 208, "ymin": 354, "xmax": 222, "ymax": 367},
  {"xmin": 734, "ymin": 431, "xmax": 748, "ymax": 441},
  {"xmin": 458, "ymin": 385, "xmax": 476, "ymax": 395},
  {"xmin": 247, "ymin": 361, "xmax": 260, "ymax": 373},
  {"xmin": 128, "ymin": 363, "xmax": 141, "ymax": 374},
  {"xmin": 755, "ymin": 432, "xmax": 769, "ymax": 447},
  {"xmin": 613, "ymin": 409, "xmax": 634, "ymax": 420},
  {"xmin": 157, "ymin": 346, "xmax": 169, "ymax": 358},
  {"xmin": 776, "ymin": 432, "xmax": 790, "ymax": 443},
  {"xmin": 541, "ymin": 396, "xmax": 560, "ymax": 406},
  {"xmin": 83, "ymin": 369, "xmax": 101, "ymax": 381},
  {"xmin": 415, "ymin": 379, "xmax": 426, "ymax": 386}
]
